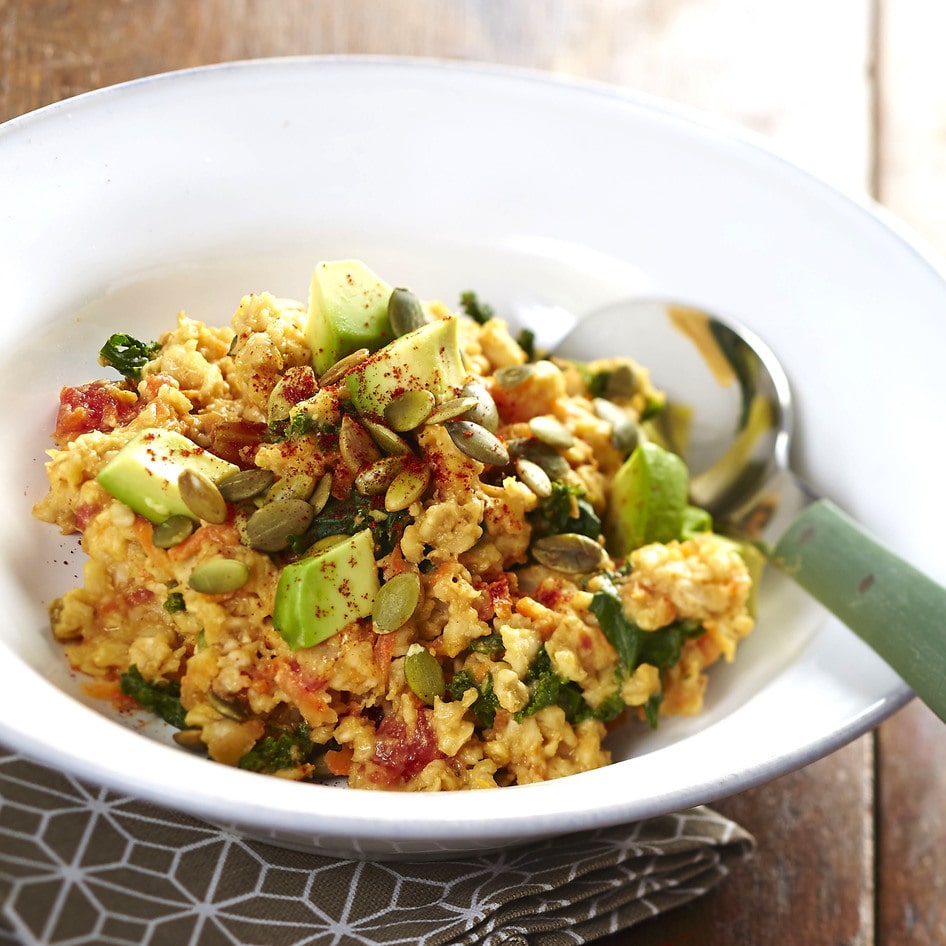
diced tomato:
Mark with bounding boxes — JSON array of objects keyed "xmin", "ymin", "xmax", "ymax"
[
  {"xmin": 207, "ymin": 419, "xmax": 268, "ymax": 468},
  {"xmin": 54, "ymin": 381, "xmax": 140, "ymax": 443},
  {"xmin": 370, "ymin": 710, "xmax": 441, "ymax": 784}
]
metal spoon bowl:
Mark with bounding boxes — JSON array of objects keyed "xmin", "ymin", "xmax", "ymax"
[{"xmin": 555, "ymin": 298, "xmax": 946, "ymax": 723}]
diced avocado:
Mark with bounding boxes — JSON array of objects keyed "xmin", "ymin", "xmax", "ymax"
[
  {"xmin": 97, "ymin": 428, "xmax": 239, "ymax": 524},
  {"xmin": 273, "ymin": 529, "xmax": 380, "ymax": 649},
  {"xmin": 606, "ymin": 441, "xmax": 690, "ymax": 558},
  {"xmin": 345, "ymin": 316, "xmax": 466, "ymax": 420},
  {"xmin": 307, "ymin": 260, "xmax": 394, "ymax": 375}
]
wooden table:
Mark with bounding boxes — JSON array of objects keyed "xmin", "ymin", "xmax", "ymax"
[{"xmin": 3, "ymin": 3, "xmax": 945, "ymax": 943}]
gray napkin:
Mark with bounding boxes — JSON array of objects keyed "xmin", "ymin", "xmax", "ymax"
[{"xmin": 0, "ymin": 748, "xmax": 753, "ymax": 946}]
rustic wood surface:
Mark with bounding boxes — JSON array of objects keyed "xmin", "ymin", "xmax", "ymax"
[{"xmin": 2, "ymin": 2, "xmax": 945, "ymax": 943}]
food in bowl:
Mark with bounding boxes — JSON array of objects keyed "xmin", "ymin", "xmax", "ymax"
[{"xmin": 33, "ymin": 260, "xmax": 758, "ymax": 791}]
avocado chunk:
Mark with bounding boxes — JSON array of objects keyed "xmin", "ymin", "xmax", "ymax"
[
  {"xmin": 307, "ymin": 259, "xmax": 394, "ymax": 375},
  {"xmin": 606, "ymin": 441, "xmax": 690, "ymax": 557},
  {"xmin": 273, "ymin": 529, "xmax": 380, "ymax": 649},
  {"xmin": 345, "ymin": 315, "xmax": 466, "ymax": 420},
  {"xmin": 97, "ymin": 428, "xmax": 239, "ymax": 524}
]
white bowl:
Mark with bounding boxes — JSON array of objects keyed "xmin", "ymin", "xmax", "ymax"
[{"xmin": 1, "ymin": 57, "xmax": 937, "ymax": 858}]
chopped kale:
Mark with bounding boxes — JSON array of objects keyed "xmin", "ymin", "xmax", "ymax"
[
  {"xmin": 289, "ymin": 491, "xmax": 409, "ymax": 558},
  {"xmin": 459, "ymin": 290, "xmax": 495, "ymax": 325},
  {"xmin": 528, "ymin": 482, "xmax": 601, "ymax": 540},
  {"xmin": 284, "ymin": 412, "xmax": 319, "ymax": 438},
  {"xmin": 163, "ymin": 591, "xmax": 186, "ymax": 613},
  {"xmin": 99, "ymin": 333, "xmax": 161, "ymax": 381},
  {"xmin": 238, "ymin": 722, "xmax": 314, "ymax": 773},
  {"xmin": 469, "ymin": 632, "xmax": 505, "ymax": 656},
  {"xmin": 643, "ymin": 693, "xmax": 663, "ymax": 729},
  {"xmin": 516, "ymin": 327, "xmax": 537, "ymax": 361},
  {"xmin": 119, "ymin": 665, "xmax": 188, "ymax": 730},
  {"xmin": 448, "ymin": 670, "xmax": 500, "ymax": 728},
  {"xmin": 589, "ymin": 586, "xmax": 640, "ymax": 673}
]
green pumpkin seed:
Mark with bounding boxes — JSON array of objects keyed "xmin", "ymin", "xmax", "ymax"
[
  {"xmin": 373, "ymin": 571, "xmax": 422, "ymax": 633},
  {"xmin": 244, "ymin": 498, "xmax": 315, "ymax": 552},
  {"xmin": 388, "ymin": 287, "xmax": 430, "ymax": 337},
  {"xmin": 266, "ymin": 473, "xmax": 316, "ymax": 503},
  {"xmin": 528, "ymin": 415, "xmax": 574, "ymax": 449},
  {"xmin": 218, "ymin": 468, "xmax": 276, "ymax": 503},
  {"xmin": 267, "ymin": 365, "xmax": 316, "ymax": 425},
  {"xmin": 507, "ymin": 438, "xmax": 570, "ymax": 479},
  {"xmin": 305, "ymin": 533, "xmax": 351, "ymax": 557},
  {"xmin": 446, "ymin": 420, "xmax": 510, "ymax": 466},
  {"xmin": 604, "ymin": 361, "xmax": 637, "ymax": 400},
  {"xmin": 385, "ymin": 465, "xmax": 431, "ymax": 512},
  {"xmin": 207, "ymin": 690, "xmax": 247, "ymax": 721},
  {"xmin": 189, "ymin": 557, "xmax": 250, "ymax": 593},
  {"xmin": 593, "ymin": 398, "xmax": 640, "ymax": 452},
  {"xmin": 319, "ymin": 347, "xmax": 370, "ymax": 387},
  {"xmin": 310, "ymin": 472, "xmax": 333, "ymax": 514},
  {"xmin": 179, "ymin": 468, "xmax": 228, "ymax": 524},
  {"xmin": 458, "ymin": 381, "xmax": 499, "ymax": 432},
  {"xmin": 339, "ymin": 414, "xmax": 382, "ymax": 472},
  {"xmin": 355, "ymin": 456, "xmax": 405, "ymax": 496},
  {"xmin": 363, "ymin": 418, "xmax": 413, "ymax": 456},
  {"xmin": 173, "ymin": 729, "xmax": 205, "ymax": 751},
  {"xmin": 515, "ymin": 458, "xmax": 552, "ymax": 498},
  {"xmin": 152, "ymin": 514, "xmax": 196, "ymax": 549},
  {"xmin": 404, "ymin": 643, "xmax": 445, "ymax": 704},
  {"xmin": 531, "ymin": 533, "xmax": 605, "ymax": 574},
  {"xmin": 494, "ymin": 363, "xmax": 536, "ymax": 389},
  {"xmin": 384, "ymin": 389, "xmax": 436, "ymax": 431},
  {"xmin": 425, "ymin": 395, "xmax": 479, "ymax": 425}
]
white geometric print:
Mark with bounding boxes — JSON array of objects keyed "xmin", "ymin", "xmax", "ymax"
[{"xmin": 0, "ymin": 749, "xmax": 753, "ymax": 946}]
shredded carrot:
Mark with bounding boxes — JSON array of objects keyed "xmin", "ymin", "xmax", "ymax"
[
  {"xmin": 324, "ymin": 746, "xmax": 353, "ymax": 777},
  {"xmin": 167, "ymin": 522, "xmax": 240, "ymax": 562},
  {"xmin": 373, "ymin": 631, "xmax": 397, "ymax": 689}
]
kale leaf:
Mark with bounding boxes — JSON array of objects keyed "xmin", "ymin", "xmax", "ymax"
[
  {"xmin": 448, "ymin": 670, "xmax": 501, "ymax": 728},
  {"xmin": 528, "ymin": 482, "xmax": 601, "ymax": 540},
  {"xmin": 119, "ymin": 665, "xmax": 188, "ymax": 729},
  {"xmin": 288, "ymin": 491, "xmax": 409, "ymax": 558},
  {"xmin": 459, "ymin": 290, "xmax": 495, "ymax": 325},
  {"xmin": 99, "ymin": 333, "xmax": 161, "ymax": 381},
  {"xmin": 238, "ymin": 723, "xmax": 314, "ymax": 773}
]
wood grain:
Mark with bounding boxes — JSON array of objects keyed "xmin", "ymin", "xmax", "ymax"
[{"xmin": 3, "ymin": 2, "xmax": 945, "ymax": 943}]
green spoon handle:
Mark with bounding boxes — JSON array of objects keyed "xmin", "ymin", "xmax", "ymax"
[{"xmin": 772, "ymin": 497, "xmax": 946, "ymax": 721}]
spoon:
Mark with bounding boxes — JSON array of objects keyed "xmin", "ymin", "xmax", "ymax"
[{"xmin": 555, "ymin": 298, "xmax": 946, "ymax": 723}]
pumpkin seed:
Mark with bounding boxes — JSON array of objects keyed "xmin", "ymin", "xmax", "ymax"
[
  {"xmin": 373, "ymin": 571, "xmax": 421, "ymax": 632},
  {"xmin": 207, "ymin": 690, "xmax": 247, "ymax": 722},
  {"xmin": 173, "ymin": 729, "xmax": 205, "ymax": 751},
  {"xmin": 179, "ymin": 468, "xmax": 228, "ymax": 524},
  {"xmin": 604, "ymin": 361, "xmax": 637, "ymax": 400},
  {"xmin": 266, "ymin": 473, "xmax": 316, "ymax": 503},
  {"xmin": 531, "ymin": 533, "xmax": 605, "ymax": 574},
  {"xmin": 384, "ymin": 389, "xmax": 436, "ymax": 431},
  {"xmin": 458, "ymin": 381, "xmax": 499, "ymax": 432},
  {"xmin": 404, "ymin": 643, "xmax": 445, "ymax": 704},
  {"xmin": 218, "ymin": 468, "xmax": 276, "ymax": 503},
  {"xmin": 446, "ymin": 420, "xmax": 510, "ymax": 466},
  {"xmin": 593, "ymin": 398, "xmax": 640, "ymax": 452},
  {"xmin": 267, "ymin": 365, "xmax": 317, "ymax": 425},
  {"xmin": 319, "ymin": 347, "xmax": 370, "ymax": 387},
  {"xmin": 189, "ymin": 557, "xmax": 250, "ymax": 593},
  {"xmin": 385, "ymin": 465, "xmax": 431, "ymax": 512},
  {"xmin": 507, "ymin": 438, "xmax": 570, "ymax": 479},
  {"xmin": 339, "ymin": 414, "xmax": 382, "ymax": 472},
  {"xmin": 310, "ymin": 472, "xmax": 333, "ymax": 514},
  {"xmin": 388, "ymin": 287, "xmax": 430, "ymax": 336},
  {"xmin": 152, "ymin": 514, "xmax": 196, "ymax": 549},
  {"xmin": 528, "ymin": 415, "xmax": 574, "ymax": 449},
  {"xmin": 355, "ymin": 456, "xmax": 405, "ymax": 496},
  {"xmin": 244, "ymin": 498, "xmax": 314, "ymax": 552},
  {"xmin": 305, "ymin": 534, "xmax": 351, "ymax": 556},
  {"xmin": 363, "ymin": 418, "xmax": 413, "ymax": 456},
  {"xmin": 494, "ymin": 363, "xmax": 537, "ymax": 389},
  {"xmin": 425, "ymin": 395, "xmax": 479, "ymax": 425},
  {"xmin": 515, "ymin": 458, "xmax": 553, "ymax": 498}
]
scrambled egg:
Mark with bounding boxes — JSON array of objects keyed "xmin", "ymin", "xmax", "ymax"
[{"xmin": 33, "ymin": 281, "xmax": 754, "ymax": 792}]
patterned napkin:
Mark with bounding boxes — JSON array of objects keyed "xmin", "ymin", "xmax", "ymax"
[{"xmin": 0, "ymin": 747, "xmax": 753, "ymax": 946}]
